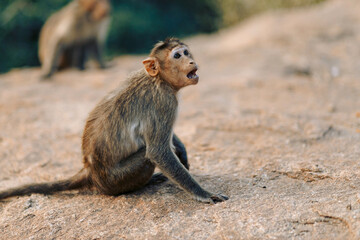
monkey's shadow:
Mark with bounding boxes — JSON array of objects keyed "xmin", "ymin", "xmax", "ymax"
[
  {"xmin": 61, "ymin": 173, "xmax": 229, "ymax": 201},
  {"xmin": 51, "ymin": 174, "xmax": 176, "ymax": 199}
]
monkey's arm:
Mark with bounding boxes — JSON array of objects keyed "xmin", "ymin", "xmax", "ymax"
[
  {"xmin": 147, "ymin": 134, "xmax": 189, "ymax": 185},
  {"xmin": 145, "ymin": 129, "xmax": 227, "ymax": 203}
]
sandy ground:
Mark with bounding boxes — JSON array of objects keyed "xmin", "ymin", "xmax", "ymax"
[{"xmin": 1, "ymin": 0, "xmax": 360, "ymax": 239}]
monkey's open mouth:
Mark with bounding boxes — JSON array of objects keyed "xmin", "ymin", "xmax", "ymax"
[{"xmin": 187, "ymin": 68, "xmax": 198, "ymax": 80}]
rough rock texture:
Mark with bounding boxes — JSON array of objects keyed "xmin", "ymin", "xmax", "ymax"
[{"xmin": 1, "ymin": 0, "xmax": 360, "ymax": 239}]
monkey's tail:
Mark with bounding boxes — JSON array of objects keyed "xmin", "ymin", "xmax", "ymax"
[{"xmin": 0, "ymin": 168, "xmax": 90, "ymax": 200}]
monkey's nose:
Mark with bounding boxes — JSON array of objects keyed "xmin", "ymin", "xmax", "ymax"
[{"xmin": 189, "ymin": 61, "xmax": 194, "ymax": 65}]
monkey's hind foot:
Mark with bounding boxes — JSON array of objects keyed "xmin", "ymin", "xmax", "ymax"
[
  {"xmin": 147, "ymin": 173, "xmax": 168, "ymax": 185},
  {"xmin": 196, "ymin": 193, "xmax": 229, "ymax": 204}
]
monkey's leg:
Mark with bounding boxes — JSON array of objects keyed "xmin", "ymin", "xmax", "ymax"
[
  {"xmin": 91, "ymin": 148, "xmax": 155, "ymax": 196},
  {"xmin": 71, "ymin": 44, "xmax": 86, "ymax": 70},
  {"xmin": 41, "ymin": 41, "xmax": 63, "ymax": 79},
  {"xmin": 87, "ymin": 38, "xmax": 106, "ymax": 69},
  {"xmin": 78, "ymin": 45, "xmax": 87, "ymax": 70},
  {"xmin": 58, "ymin": 47, "xmax": 73, "ymax": 70},
  {"xmin": 173, "ymin": 133, "xmax": 189, "ymax": 170},
  {"xmin": 147, "ymin": 172, "xmax": 168, "ymax": 185}
]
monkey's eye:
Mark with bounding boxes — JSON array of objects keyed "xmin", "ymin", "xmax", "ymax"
[
  {"xmin": 174, "ymin": 53, "xmax": 181, "ymax": 59},
  {"xmin": 184, "ymin": 50, "xmax": 189, "ymax": 56}
]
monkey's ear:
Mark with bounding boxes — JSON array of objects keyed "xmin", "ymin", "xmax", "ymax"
[{"xmin": 142, "ymin": 57, "xmax": 159, "ymax": 77}]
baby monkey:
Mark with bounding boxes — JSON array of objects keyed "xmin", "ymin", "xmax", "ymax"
[{"xmin": 0, "ymin": 38, "xmax": 228, "ymax": 204}]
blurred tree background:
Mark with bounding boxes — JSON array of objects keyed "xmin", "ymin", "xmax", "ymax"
[{"xmin": 0, "ymin": 0, "xmax": 326, "ymax": 73}]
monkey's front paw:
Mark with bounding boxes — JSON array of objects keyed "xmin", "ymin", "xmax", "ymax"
[
  {"xmin": 196, "ymin": 193, "xmax": 229, "ymax": 204},
  {"xmin": 40, "ymin": 73, "xmax": 52, "ymax": 80}
]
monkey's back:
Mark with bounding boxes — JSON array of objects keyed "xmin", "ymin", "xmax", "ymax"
[
  {"xmin": 82, "ymin": 70, "xmax": 178, "ymax": 168},
  {"xmin": 38, "ymin": 2, "xmax": 75, "ymax": 63}
]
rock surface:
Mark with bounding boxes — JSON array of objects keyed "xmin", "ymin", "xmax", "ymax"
[{"xmin": 1, "ymin": 0, "xmax": 360, "ymax": 239}]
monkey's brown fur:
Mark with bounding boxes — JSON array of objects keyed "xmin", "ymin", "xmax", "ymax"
[
  {"xmin": 0, "ymin": 38, "xmax": 228, "ymax": 204},
  {"xmin": 38, "ymin": 0, "xmax": 110, "ymax": 79}
]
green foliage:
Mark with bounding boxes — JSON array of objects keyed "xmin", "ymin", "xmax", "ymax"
[
  {"xmin": 0, "ymin": 0, "xmax": 326, "ymax": 73},
  {"xmin": 108, "ymin": 0, "xmax": 220, "ymax": 55},
  {"xmin": 0, "ymin": 0, "xmax": 70, "ymax": 72},
  {"xmin": 0, "ymin": 0, "xmax": 220, "ymax": 73}
]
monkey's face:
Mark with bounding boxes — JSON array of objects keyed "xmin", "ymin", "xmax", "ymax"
[
  {"xmin": 80, "ymin": 0, "xmax": 110, "ymax": 21},
  {"xmin": 161, "ymin": 45, "xmax": 199, "ymax": 90},
  {"xmin": 92, "ymin": 0, "xmax": 110, "ymax": 21},
  {"xmin": 143, "ymin": 45, "xmax": 199, "ymax": 90}
]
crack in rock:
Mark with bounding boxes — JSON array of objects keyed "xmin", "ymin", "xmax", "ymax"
[
  {"xmin": 292, "ymin": 212, "xmax": 354, "ymax": 238},
  {"xmin": 272, "ymin": 168, "xmax": 332, "ymax": 182}
]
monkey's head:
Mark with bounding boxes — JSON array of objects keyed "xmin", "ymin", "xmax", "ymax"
[
  {"xmin": 79, "ymin": 0, "xmax": 110, "ymax": 21},
  {"xmin": 143, "ymin": 38, "xmax": 199, "ymax": 91}
]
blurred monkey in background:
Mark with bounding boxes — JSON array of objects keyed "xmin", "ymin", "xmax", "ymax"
[{"xmin": 38, "ymin": 0, "xmax": 111, "ymax": 79}]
